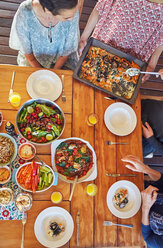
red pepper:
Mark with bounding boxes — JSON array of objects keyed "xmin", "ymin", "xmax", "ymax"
[{"xmin": 73, "ymin": 148, "xmax": 78, "ymax": 155}]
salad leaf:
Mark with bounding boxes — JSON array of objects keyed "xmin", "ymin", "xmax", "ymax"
[
  {"xmin": 36, "ymin": 104, "xmax": 56, "ymax": 117},
  {"xmin": 51, "ymin": 125, "xmax": 60, "ymax": 136},
  {"xmin": 19, "ymin": 108, "xmax": 28, "ymax": 122}
]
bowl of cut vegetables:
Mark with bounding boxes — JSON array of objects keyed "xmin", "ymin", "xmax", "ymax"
[
  {"xmin": 16, "ymin": 99, "xmax": 65, "ymax": 144},
  {"xmin": 16, "ymin": 161, "xmax": 55, "ymax": 193}
]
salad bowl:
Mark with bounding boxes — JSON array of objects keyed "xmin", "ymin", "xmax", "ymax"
[{"xmin": 16, "ymin": 99, "xmax": 65, "ymax": 145}]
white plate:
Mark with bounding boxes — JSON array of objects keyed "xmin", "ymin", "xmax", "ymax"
[
  {"xmin": 106, "ymin": 180, "xmax": 141, "ymax": 219},
  {"xmin": 26, "ymin": 70, "xmax": 62, "ymax": 101},
  {"xmin": 104, "ymin": 102, "xmax": 137, "ymax": 136},
  {"xmin": 34, "ymin": 207, "xmax": 74, "ymax": 248},
  {"xmin": 51, "ymin": 137, "xmax": 97, "ymax": 183}
]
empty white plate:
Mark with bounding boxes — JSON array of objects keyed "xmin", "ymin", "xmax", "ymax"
[
  {"xmin": 106, "ymin": 180, "xmax": 141, "ymax": 219},
  {"xmin": 34, "ymin": 207, "xmax": 74, "ymax": 248},
  {"xmin": 104, "ymin": 102, "xmax": 137, "ymax": 136},
  {"xmin": 26, "ymin": 70, "xmax": 62, "ymax": 101}
]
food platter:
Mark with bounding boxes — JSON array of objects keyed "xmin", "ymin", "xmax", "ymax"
[
  {"xmin": 0, "ymin": 133, "xmax": 18, "ymax": 166},
  {"xmin": 73, "ymin": 37, "xmax": 146, "ymax": 104},
  {"xmin": 106, "ymin": 180, "xmax": 141, "ymax": 219},
  {"xmin": 15, "ymin": 162, "xmax": 55, "ymax": 193},
  {"xmin": 104, "ymin": 102, "xmax": 137, "ymax": 136},
  {"xmin": 51, "ymin": 137, "xmax": 97, "ymax": 183},
  {"xmin": 34, "ymin": 207, "xmax": 74, "ymax": 248},
  {"xmin": 26, "ymin": 70, "xmax": 62, "ymax": 101}
]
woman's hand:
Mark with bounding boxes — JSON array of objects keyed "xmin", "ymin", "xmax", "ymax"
[
  {"xmin": 142, "ymin": 65, "xmax": 154, "ymax": 83},
  {"xmin": 78, "ymin": 38, "xmax": 87, "ymax": 56},
  {"xmin": 121, "ymin": 155, "xmax": 149, "ymax": 173},
  {"xmin": 142, "ymin": 122, "xmax": 154, "ymax": 139},
  {"xmin": 141, "ymin": 185, "xmax": 158, "ymax": 211},
  {"xmin": 156, "ymin": 68, "xmax": 163, "ymax": 80}
]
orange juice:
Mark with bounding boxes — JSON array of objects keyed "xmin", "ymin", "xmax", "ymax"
[
  {"xmin": 87, "ymin": 113, "xmax": 98, "ymax": 126},
  {"xmin": 9, "ymin": 92, "xmax": 21, "ymax": 107},
  {"xmin": 51, "ymin": 192, "xmax": 63, "ymax": 204},
  {"xmin": 86, "ymin": 183, "xmax": 98, "ymax": 196}
]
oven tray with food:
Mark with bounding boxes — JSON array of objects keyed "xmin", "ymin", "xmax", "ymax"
[{"xmin": 73, "ymin": 38, "xmax": 146, "ymax": 104}]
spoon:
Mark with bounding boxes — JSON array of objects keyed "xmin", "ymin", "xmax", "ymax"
[{"xmin": 125, "ymin": 68, "xmax": 161, "ymax": 77}]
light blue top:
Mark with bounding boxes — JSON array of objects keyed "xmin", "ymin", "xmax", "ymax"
[{"xmin": 9, "ymin": 0, "xmax": 79, "ymax": 68}]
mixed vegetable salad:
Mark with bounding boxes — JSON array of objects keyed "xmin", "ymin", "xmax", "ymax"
[
  {"xmin": 17, "ymin": 102, "xmax": 64, "ymax": 143},
  {"xmin": 17, "ymin": 161, "xmax": 53, "ymax": 193}
]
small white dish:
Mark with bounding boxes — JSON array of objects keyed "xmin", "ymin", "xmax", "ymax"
[
  {"xmin": 0, "ymin": 166, "xmax": 11, "ymax": 184},
  {"xmin": 106, "ymin": 180, "xmax": 141, "ymax": 219},
  {"xmin": 34, "ymin": 207, "xmax": 74, "ymax": 248},
  {"xmin": 26, "ymin": 70, "xmax": 62, "ymax": 101},
  {"xmin": 104, "ymin": 102, "xmax": 137, "ymax": 136}
]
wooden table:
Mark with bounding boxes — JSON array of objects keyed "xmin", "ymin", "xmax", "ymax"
[{"xmin": 0, "ymin": 65, "xmax": 144, "ymax": 248}]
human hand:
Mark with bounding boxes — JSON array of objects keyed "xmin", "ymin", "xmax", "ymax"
[
  {"xmin": 121, "ymin": 155, "xmax": 149, "ymax": 173},
  {"xmin": 156, "ymin": 69, "xmax": 163, "ymax": 80},
  {"xmin": 78, "ymin": 38, "xmax": 87, "ymax": 56},
  {"xmin": 141, "ymin": 185, "xmax": 158, "ymax": 211},
  {"xmin": 142, "ymin": 122, "xmax": 154, "ymax": 139},
  {"xmin": 141, "ymin": 65, "xmax": 154, "ymax": 83}
]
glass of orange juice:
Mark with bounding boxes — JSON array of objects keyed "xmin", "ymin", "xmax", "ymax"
[
  {"xmin": 86, "ymin": 183, "xmax": 98, "ymax": 196},
  {"xmin": 9, "ymin": 92, "xmax": 21, "ymax": 107},
  {"xmin": 51, "ymin": 192, "xmax": 63, "ymax": 204},
  {"xmin": 87, "ymin": 113, "xmax": 98, "ymax": 126}
]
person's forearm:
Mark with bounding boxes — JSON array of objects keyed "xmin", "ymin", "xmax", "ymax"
[
  {"xmin": 25, "ymin": 53, "xmax": 43, "ymax": 68},
  {"xmin": 142, "ymin": 208, "xmax": 150, "ymax": 225},
  {"xmin": 53, "ymin": 56, "xmax": 68, "ymax": 69},
  {"xmin": 80, "ymin": 7, "xmax": 99, "ymax": 41},
  {"xmin": 147, "ymin": 45, "xmax": 163, "ymax": 71},
  {"xmin": 145, "ymin": 166, "xmax": 161, "ymax": 181}
]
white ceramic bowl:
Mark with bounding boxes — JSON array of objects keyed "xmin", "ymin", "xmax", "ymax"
[
  {"xmin": 0, "ymin": 187, "xmax": 13, "ymax": 206},
  {"xmin": 15, "ymin": 162, "xmax": 55, "ymax": 193},
  {"xmin": 0, "ymin": 133, "xmax": 18, "ymax": 166}
]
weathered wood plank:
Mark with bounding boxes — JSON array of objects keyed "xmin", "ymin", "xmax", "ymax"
[
  {"xmin": 0, "ymin": 44, "xmax": 17, "ymax": 55},
  {"xmin": 0, "ymin": 54, "xmax": 17, "ymax": 64},
  {"xmin": 0, "ymin": 1, "xmax": 19, "ymax": 11},
  {"xmin": 0, "ymin": 26, "xmax": 10, "ymax": 36},
  {"xmin": 0, "ymin": 36, "xmax": 9, "ymax": 45},
  {"xmin": 0, "ymin": 17, "xmax": 12, "ymax": 28},
  {"xmin": 70, "ymin": 78, "xmax": 94, "ymax": 248},
  {"xmin": 0, "ymin": 9, "xmax": 15, "ymax": 18}
]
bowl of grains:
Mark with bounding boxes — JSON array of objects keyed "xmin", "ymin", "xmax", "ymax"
[
  {"xmin": 0, "ymin": 187, "xmax": 13, "ymax": 206},
  {"xmin": 0, "ymin": 166, "xmax": 11, "ymax": 184},
  {"xmin": 0, "ymin": 133, "xmax": 18, "ymax": 166}
]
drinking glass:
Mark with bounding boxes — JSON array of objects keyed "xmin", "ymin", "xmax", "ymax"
[
  {"xmin": 87, "ymin": 113, "xmax": 98, "ymax": 126},
  {"xmin": 51, "ymin": 192, "xmax": 63, "ymax": 204},
  {"xmin": 9, "ymin": 92, "xmax": 21, "ymax": 107},
  {"xmin": 86, "ymin": 183, "xmax": 98, "ymax": 196}
]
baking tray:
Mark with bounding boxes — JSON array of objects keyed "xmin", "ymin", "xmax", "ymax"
[{"xmin": 73, "ymin": 38, "xmax": 147, "ymax": 104}]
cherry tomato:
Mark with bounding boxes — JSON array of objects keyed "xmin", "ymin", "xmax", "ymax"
[
  {"xmin": 73, "ymin": 148, "xmax": 78, "ymax": 155},
  {"xmin": 27, "ymin": 134, "xmax": 32, "ymax": 140},
  {"xmin": 47, "ymin": 125, "xmax": 51, "ymax": 130},
  {"xmin": 82, "ymin": 171, "xmax": 87, "ymax": 176},
  {"xmin": 65, "ymin": 164, "xmax": 70, "ymax": 168},
  {"xmin": 26, "ymin": 116, "xmax": 30, "ymax": 120},
  {"xmin": 27, "ymin": 131, "xmax": 31, "ymax": 135},
  {"xmin": 54, "ymin": 114, "xmax": 58, "ymax": 118},
  {"xmin": 43, "ymin": 114, "xmax": 46, "ymax": 118},
  {"xmin": 57, "ymin": 119, "xmax": 61, "ymax": 125},
  {"xmin": 32, "ymin": 137, "xmax": 37, "ymax": 142}
]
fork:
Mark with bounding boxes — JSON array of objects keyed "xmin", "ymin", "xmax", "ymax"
[
  {"xmin": 105, "ymin": 141, "xmax": 129, "ymax": 145},
  {"xmin": 61, "ymin": 74, "xmax": 66, "ymax": 102},
  {"xmin": 103, "ymin": 221, "xmax": 133, "ymax": 228},
  {"xmin": 21, "ymin": 212, "xmax": 27, "ymax": 248}
]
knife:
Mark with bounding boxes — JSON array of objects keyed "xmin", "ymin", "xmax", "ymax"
[
  {"xmin": 76, "ymin": 209, "xmax": 80, "ymax": 247},
  {"xmin": 105, "ymin": 173, "xmax": 136, "ymax": 177}
]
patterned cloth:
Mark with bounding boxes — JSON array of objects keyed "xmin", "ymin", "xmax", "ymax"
[
  {"xmin": 0, "ymin": 136, "xmax": 26, "ymax": 220},
  {"xmin": 93, "ymin": 0, "xmax": 163, "ymax": 62},
  {"xmin": 9, "ymin": 0, "xmax": 79, "ymax": 68}
]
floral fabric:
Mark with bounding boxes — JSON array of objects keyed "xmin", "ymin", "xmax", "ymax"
[
  {"xmin": 9, "ymin": 0, "xmax": 79, "ymax": 68},
  {"xmin": 93, "ymin": 0, "xmax": 163, "ymax": 62}
]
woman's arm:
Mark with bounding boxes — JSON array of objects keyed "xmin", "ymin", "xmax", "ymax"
[
  {"xmin": 121, "ymin": 155, "xmax": 161, "ymax": 181},
  {"xmin": 25, "ymin": 53, "xmax": 43, "ymax": 68},
  {"xmin": 142, "ymin": 45, "xmax": 163, "ymax": 83},
  {"xmin": 53, "ymin": 56, "xmax": 68, "ymax": 69},
  {"xmin": 78, "ymin": 7, "xmax": 99, "ymax": 56}
]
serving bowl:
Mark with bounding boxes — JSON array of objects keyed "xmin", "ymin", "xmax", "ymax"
[
  {"xmin": 0, "ymin": 187, "xmax": 13, "ymax": 206},
  {"xmin": 18, "ymin": 143, "xmax": 36, "ymax": 160},
  {"xmin": 15, "ymin": 162, "xmax": 55, "ymax": 193},
  {"xmin": 0, "ymin": 166, "xmax": 11, "ymax": 184},
  {"xmin": 15, "ymin": 192, "xmax": 32, "ymax": 212},
  {"xmin": 0, "ymin": 133, "xmax": 18, "ymax": 166},
  {"xmin": 16, "ymin": 99, "xmax": 65, "ymax": 145}
]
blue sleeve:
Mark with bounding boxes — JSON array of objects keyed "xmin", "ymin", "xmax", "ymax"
[
  {"xmin": 141, "ymin": 224, "xmax": 163, "ymax": 248},
  {"xmin": 147, "ymin": 136, "xmax": 163, "ymax": 156}
]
